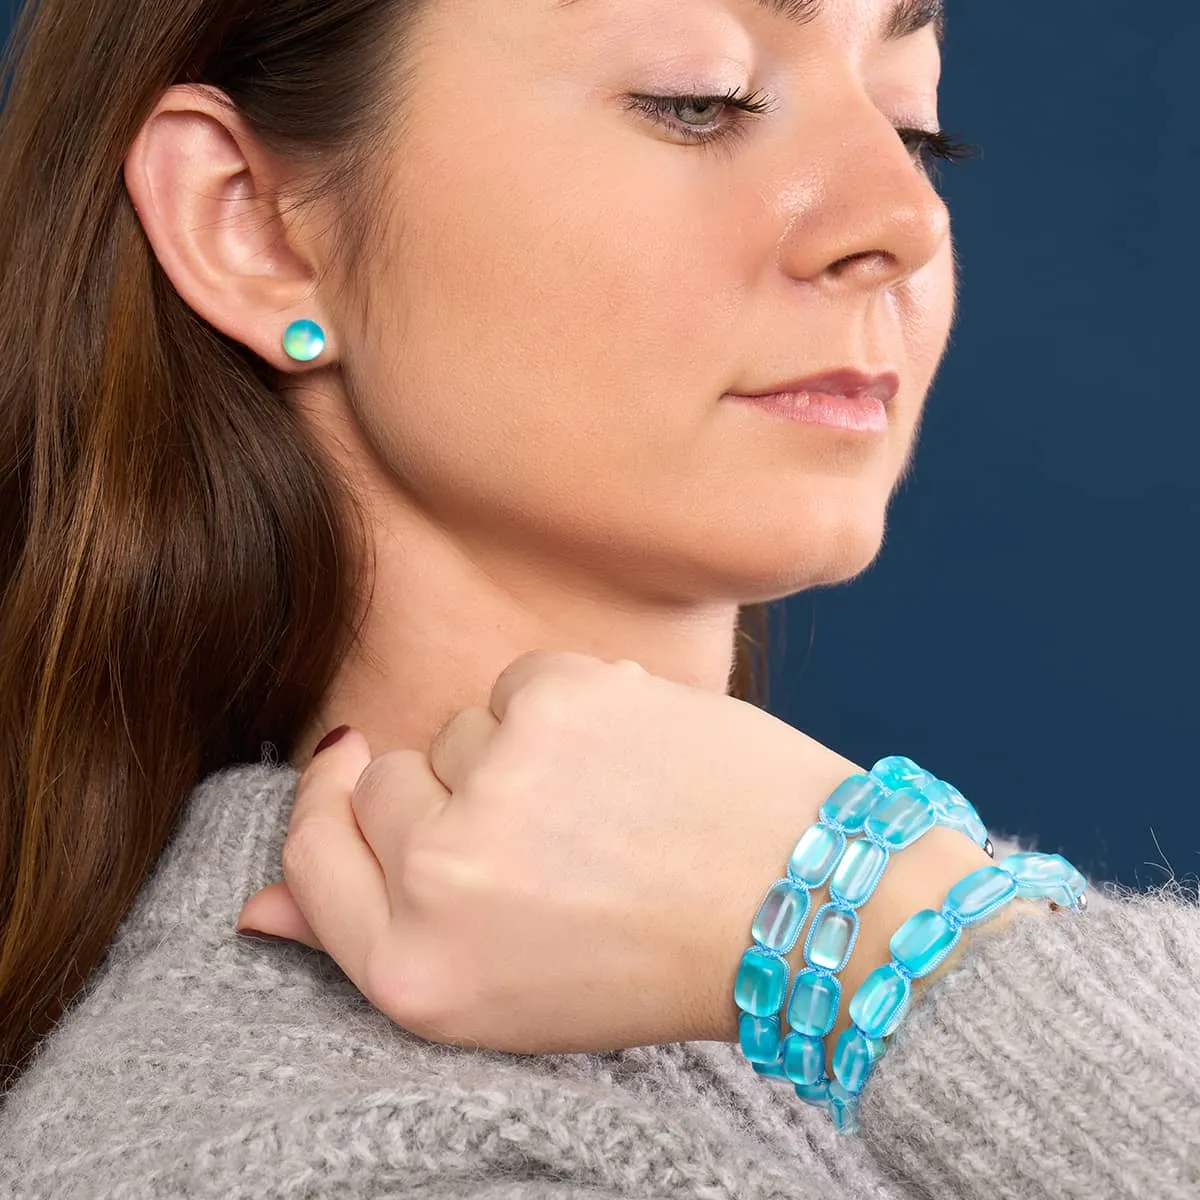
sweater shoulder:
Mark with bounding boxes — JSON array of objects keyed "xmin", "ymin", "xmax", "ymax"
[{"xmin": 0, "ymin": 912, "xmax": 883, "ymax": 1199}]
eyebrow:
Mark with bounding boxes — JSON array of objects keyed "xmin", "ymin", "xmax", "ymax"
[{"xmin": 554, "ymin": 0, "xmax": 946, "ymax": 45}]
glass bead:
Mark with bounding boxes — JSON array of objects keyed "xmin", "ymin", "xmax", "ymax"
[
  {"xmin": 806, "ymin": 904, "xmax": 858, "ymax": 973},
  {"xmin": 832, "ymin": 1026, "xmax": 887, "ymax": 1094},
  {"xmin": 819, "ymin": 774, "xmax": 888, "ymax": 832},
  {"xmin": 829, "ymin": 837, "xmax": 888, "ymax": 907},
  {"xmin": 734, "ymin": 947, "xmax": 788, "ymax": 1017},
  {"xmin": 751, "ymin": 1058, "xmax": 791, "ymax": 1082},
  {"xmin": 782, "ymin": 1032, "xmax": 827, "ymax": 1086},
  {"xmin": 826, "ymin": 1081, "xmax": 862, "ymax": 1133},
  {"xmin": 786, "ymin": 967, "xmax": 841, "ymax": 1038},
  {"xmin": 751, "ymin": 879, "xmax": 811, "ymax": 954},
  {"xmin": 793, "ymin": 1081, "xmax": 832, "ymax": 1105},
  {"xmin": 921, "ymin": 776, "xmax": 966, "ymax": 814},
  {"xmin": 918, "ymin": 779, "xmax": 990, "ymax": 850},
  {"xmin": 890, "ymin": 907, "xmax": 961, "ymax": 978},
  {"xmin": 963, "ymin": 811, "xmax": 990, "ymax": 850},
  {"xmin": 787, "ymin": 823, "xmax": 845, "ymax": 887},
  {"xmin": 848, "ymin": 963, "xmax": 912, "ymax": 1039},
  {"xmin": 863, "ymin": 786, "xmax": 937, "ymax": 850},
  {"xmin": 1000, "ymin": 851, "xmax": 1088, "ymax": 907},
  {"xmin": 738, "ymin": 1011, "xmax": 782, "ymax": 1064},
  {"xmin": 869, "ymin": 755, "xmax": 933, "ymax": 792},
  {"xmin": 945, "ymin": 865, "xmax": 1018, "ymax": 925}
]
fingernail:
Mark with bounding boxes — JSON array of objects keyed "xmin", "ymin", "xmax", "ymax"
[
  {"xmin": 313, "ymin": 724, "xmax": 351, "ymax": 757},
  {"xmin": 237, "ymin": 928, "xmax": 291, "ymax": 944}
]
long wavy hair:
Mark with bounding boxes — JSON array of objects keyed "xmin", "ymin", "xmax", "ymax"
[{"xmin": 0, "ymin": 0, "xmax": 773, "ymax": 1094}]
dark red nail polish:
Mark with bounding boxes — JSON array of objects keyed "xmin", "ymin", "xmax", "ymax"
[
  {"xmin": 313, "ymin": 724, "xmax": 351, "ymax": 757},
  {"xmin": 237, "ymin": 929, "xmax": 291, "ymax": 944}
]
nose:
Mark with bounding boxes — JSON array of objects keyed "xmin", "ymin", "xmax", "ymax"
[{"xmin": 773, "ymin": 89, "xmax": 951, "ymax": 294}]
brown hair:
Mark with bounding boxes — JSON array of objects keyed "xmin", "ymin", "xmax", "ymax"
[{"xmin": 0, "ymin": 0, "xmax": 772, "ymax": 1094}]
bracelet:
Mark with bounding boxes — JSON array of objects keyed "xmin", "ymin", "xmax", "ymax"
[
  {"xmin": 732, "ymin": 756, "xmax": 1089, "ymax": 1135},
  {"xmin": 733, "ymin": 756, "xmax": 991, "ymax": 1072}
]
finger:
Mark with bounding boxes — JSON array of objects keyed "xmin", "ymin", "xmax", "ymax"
[
  {"xmin": 282, "ymin": 726, "xmax": 391, "ymax": 990},
  {"xmin": 427, "ymin": 705, "xmax": 500, "ymax": 794},
  {"xmin": 236, "ymin": 881, "xmax": 325, "ymax": 951},
  {"xmin": 348, "ymin": 748, "xmax": 451, "ymax": 884},
  {"xmin": 487, "ymin": 649, "xmax": 600, "ymax": 722}
]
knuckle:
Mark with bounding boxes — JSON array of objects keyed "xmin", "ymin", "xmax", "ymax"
[
  {"xmin": 520, "ymin": 648, "xmax": 592, "ymax": 674},
  {"xmin": 504, "ymin": 670, "xmax": 576, "ymax": 727},
  {"xmin": 367, "ymin": 746, "xmax": 426, "ymax": 784},
  {"xmin": 428, "ymin": 708, "xmax": 472, "ymax": 760},
  {"xmin": 454, "ymin": 753, "xmax": 509, "ymax": 802},
  {"xmin": 362, "ymin": 942, "xmax": 421, "ymax": 1024},
  {"xmin": 612, "ymin": 657, "xmax": 648, "ymax": 676},
  {"xmin": 363, "ymin": 940, "xmax": 462, "ymax": 1042},
  {"xmin": 349, "ymin": 747, "xmax": 420, "ymax": 821}
]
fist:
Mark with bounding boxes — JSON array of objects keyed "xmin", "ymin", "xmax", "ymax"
[{"xmin": 237, "ymin": 650, "xmax": 856, "ymax": 1054}]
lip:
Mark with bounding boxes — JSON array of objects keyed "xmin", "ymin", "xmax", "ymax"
[
  {"xmin": 724, "ymin": 368, "xmax": 900, "ymax": 434},
  {"xmin": 730, "ymin": 368, "xmax": 900, "ymax": 405}
]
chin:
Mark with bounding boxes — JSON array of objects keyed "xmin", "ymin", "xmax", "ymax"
[{"xmin": 712, "ymin": 511, "xmax": 888, "ymax": 602}]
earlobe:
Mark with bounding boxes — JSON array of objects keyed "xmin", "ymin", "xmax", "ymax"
[{"xmin": 122, "ymin": 85, "xmax": 335, "ymax": 371}]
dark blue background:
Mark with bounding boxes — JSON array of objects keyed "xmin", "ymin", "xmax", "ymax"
[
  {"xmin": 4, "ymin": 4, "xmax": 1195, "ymax": 891},
  {"xmin": 770, "ymin": 5, "xmax": 1199, "ymax": 892}
]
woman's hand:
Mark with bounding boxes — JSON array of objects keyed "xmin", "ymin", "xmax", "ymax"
[{"xmin": 236, "ymin": 650, "xmax": 862, "ymax": 1054}]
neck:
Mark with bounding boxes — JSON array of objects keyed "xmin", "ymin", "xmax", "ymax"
[{"xmin": 288, "ymin": 484, "xmax": 742, "ymax": 766}]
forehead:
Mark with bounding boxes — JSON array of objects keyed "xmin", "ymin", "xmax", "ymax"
[{"xmin": 552, "ymin": 0, "xmax": 945, "ymax": 45}]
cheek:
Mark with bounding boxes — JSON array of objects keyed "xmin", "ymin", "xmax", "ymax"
[
  {"xmin": 892, "ymin": 244, "xmax": 956, "ymax": 455},
  {"xmin": 353, "ymin": 139, "xmax": 745, "ymax": 522},
  {"xmin": 900, "ymin": 242, "xmax": 957, "ymax": 380}
]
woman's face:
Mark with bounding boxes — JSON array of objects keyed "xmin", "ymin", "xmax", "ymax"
[{"xmin": 333, "ymin": 0, "xmax": 953, "ymax": 604}]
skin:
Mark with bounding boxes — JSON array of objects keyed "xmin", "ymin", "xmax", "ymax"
[
  {"xmin": 123, "ymin": 0, "xmax": 955, "ymax": 769},
  {"xmin": 128, "ymin": 0, "xmax": 1054, "ymax": 1082}
]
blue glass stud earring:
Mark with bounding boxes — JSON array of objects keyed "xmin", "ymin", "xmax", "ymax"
[{"xmin": 282, "ymin": 319, "xmax": 327, "ymax": 363}]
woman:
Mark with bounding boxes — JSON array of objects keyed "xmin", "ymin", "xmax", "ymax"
[{"xmin": 1, "ymin": 0, "xmax": 1197, "ymax": 1194}]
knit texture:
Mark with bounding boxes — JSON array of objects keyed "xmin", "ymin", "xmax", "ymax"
[{"xmin": 1, "ymin": 760, "xmax": 1197, "ymax": 1199}]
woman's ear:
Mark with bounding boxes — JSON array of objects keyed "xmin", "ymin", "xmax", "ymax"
[{"xmin": 123, "ymin": 84, "xmax": 337, "ymax": 371}]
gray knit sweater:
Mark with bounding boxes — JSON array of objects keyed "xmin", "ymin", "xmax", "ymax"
[{"xmin": 1, "ymin": 760, "xmax": 1197, "ymax": 1198}]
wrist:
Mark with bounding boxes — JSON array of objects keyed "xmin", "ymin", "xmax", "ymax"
[
  {"xmin": 795, "ymin": 825, "xmax": 1024, "ymax": 1081},
  {"xmin": 711, "ymin": 751, "xmax": 1037, "ymax": 1058},
  {"xmin": 707, "ymin": 741, "xmax": 865, "ymax": 1045},
  {"xmin": 717, "ymin": 747, "xmax": 1068, "ymax": 1133}
]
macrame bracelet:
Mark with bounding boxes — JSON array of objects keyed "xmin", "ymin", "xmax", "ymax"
[
  {"xmin": 733, "ymin": 755, "xmax": 1089, "ymax": 1135},
  {"xmin": 732, "ymin": 756, "xmax": 993, "ymax": 1072}
]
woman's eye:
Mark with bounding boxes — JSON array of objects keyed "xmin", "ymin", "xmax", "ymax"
[
  {"xmin": 897, "ymin": 127, "xmax": 980, "ymax": 178},
  {"xmin": 673, "ymin": 99, "xmax": 725, "ymax": 126},
  {"xmin": 624, "ymin": 89, "xmax": 980, "ymax": 179},
  {"xmin": 623, "ymin": 88, "xmax": 776, "ymax": 148}
]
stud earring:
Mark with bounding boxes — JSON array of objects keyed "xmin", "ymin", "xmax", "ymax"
[{"xmin": 282, "ymin": 319, "xmax": 327, "ymax": 363}]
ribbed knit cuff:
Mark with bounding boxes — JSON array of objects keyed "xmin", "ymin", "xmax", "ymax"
[{"xmin": 856, "ymin": 879, "xmax": 1200, "ymax": 1199}]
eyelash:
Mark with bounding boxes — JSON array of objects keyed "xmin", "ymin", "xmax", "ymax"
[{"xmin": 623, "ymin": 87, "xmax": 979, "ymax": 174}]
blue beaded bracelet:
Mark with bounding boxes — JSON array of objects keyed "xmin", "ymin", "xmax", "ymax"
[
  {"xmin": 733, "ymin": 756, "xmax": 992, "ymax": 1069},
  {"xmin": 786, "ymin": 845, "xmax": 1087, "ymax": 1134},
  {"xmin": 733, "ymin": 756, "xmax": 1089, "ymax": 1135}
]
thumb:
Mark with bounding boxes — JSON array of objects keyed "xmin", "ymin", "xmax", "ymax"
[{"xmin": 236, "ymin": 880, "xmax": 324, "ymax": 950}]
